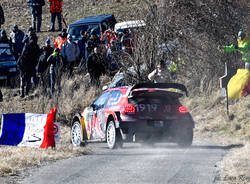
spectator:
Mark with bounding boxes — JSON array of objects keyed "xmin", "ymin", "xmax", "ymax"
[
  {"xmin": 23, "ymin": 27, "xmax": 38, "ymax": 46},
  {"xmin": 77, "ymin": 30, "xmax": 88, "ymax": 72},
  {"xmin": 100, "ymin": 29, "xmax": 119, "ymax": 49},
  {"xmin": 27, "ymin": 0, "xmax": 45, "ymax": 32},
  {"xmin": 121, "ymin": 29, "xmax": 134, "ymax": 54},
  {"xmin": 10, "ymin": 25, "xmax": 25, "ymax": 60},
  {"xmin": 77, "ymin": 30, "xmax": 88, "ymax": 61},
  {"xmin": 100, "ymin": 29, "xmax": 112, "ymax": 48},
  {"xmin": 61, "ymin": 34, "xmax": 80, "ymax": 76},
  {"xmin": 48, "ymin": 0, "xmax": 63, "ymax": 32},
  {"xmin": 0, "ymin": 30, "xmax": 12, "ymax": 45},
  {"xmin": 0, "ymin": 4, "xmax": 4, "ymax": 29},
  {"xmin": 165, "ymin": 59, "xmax": 178, "ymax": 80},
  {"xmin": 0, "ymin": 30, "xmax": 13, "ymax": 54},
  {"xmin": 148, "ymin": 60, "xmax": 170, "ymax": 83},
  {"xmin": 87, "ymin": 32, "xmax": 100, "ymax": 55},
  {"xmin": 106, "ymin": 40, "xmax": 119, "ymax": 76},
  {"xmin": 18, "ymin": 35, "xmax": 40, "ymax": 97},
  {"xmin": 54, "ymin": 28, "xmax": 67, "ymax": 50},
  {"xmin": 222, "ymin": 29, "xmax": 250, "ymax": 70},
  {"xmin": 87, "ymin": 47, "xmax": 106, "ymax": 86},
  {"xmin": 37, "ymin": 38, "xmax": 54, "ymax": 89},
  {"xmin": 47, "ymin": 48, "xmax": 63, "ymax": 96}
]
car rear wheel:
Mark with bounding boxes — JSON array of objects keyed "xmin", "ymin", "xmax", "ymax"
[
  {"xmin": 71, "ymin": 121, "xmax": 83, "ymax": 146},
  {"xmin": 177, "ymin": 127, "xmax": 193, "ymax": 147},
  {"xmin": 106, "ymin": 120, "xmax": 123, "ymax": 149}
]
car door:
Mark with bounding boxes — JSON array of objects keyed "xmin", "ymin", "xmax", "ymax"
[{"xmin": 88, "ymin": 91, "xmax": 111, "ymax": 140}]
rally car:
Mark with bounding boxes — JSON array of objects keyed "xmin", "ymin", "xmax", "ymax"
[
  {"xmin": 71, "ymin": 83, "xmax": 194, "ymax": 149},
  {"xmin": 0, "ymin": 44, "xmax": 19, "ymax": 87}
]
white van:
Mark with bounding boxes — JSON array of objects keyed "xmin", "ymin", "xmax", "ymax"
[{"xmin": 114, "ymin": 20, "xmax": 145, "ymax": 33}]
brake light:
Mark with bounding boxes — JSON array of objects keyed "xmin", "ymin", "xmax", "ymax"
[
  {"xmin": 178, "ymin": 106, "xmax": 188, "ymax": 114},
  {"xmin": 147, "ymin": 89, "xmax": 155, "ymax": 93},
  {"xmin": 124, "ymin": 105, "xmax": 136, "ymax": 113}
]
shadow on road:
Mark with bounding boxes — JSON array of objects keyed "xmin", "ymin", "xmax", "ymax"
[{"xmin": 88, "ymin": 143, "xmax": 244, "ymax": 156}]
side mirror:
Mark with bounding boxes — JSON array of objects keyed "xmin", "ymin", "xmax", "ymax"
[
  {"xmin": 90, "ymin": 104, "xmax": 96, "ymax": 110},
  {"xmin": 102, "ymin": 85, "xmax": 108, "ymax": 91}
]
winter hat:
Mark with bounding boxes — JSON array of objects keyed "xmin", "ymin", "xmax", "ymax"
[
  {"xmin": 46, "ymin": 38, "xmax": 51, "ymax": 44},
  {"xmin": 28, "ymin": 27, "xmax": 34, "ymax": 32},
  {"xmin": 13, "ymin": 24, "xmax": 18, "ymax": 31},
  {"xmin": 238, "ymin": 29, "xmax": 246, "ymax": 38}
]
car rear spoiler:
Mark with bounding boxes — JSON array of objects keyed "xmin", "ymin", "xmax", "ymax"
[{"xmin": 128, "ymin": 83, "xmax": 189, "ymax": 97}]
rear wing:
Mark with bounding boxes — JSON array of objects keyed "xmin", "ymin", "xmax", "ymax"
[{"xmin": 127, "ymin": 83, "xmax": 189, "ymax": 97}]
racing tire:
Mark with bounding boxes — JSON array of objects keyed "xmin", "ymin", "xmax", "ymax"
[
  {"xmin": 177, "ymin": 127, "xmax": 193, "ymax": 147},
  {"xmin": 106, "ymin": 120, "xmax": 123, "ymax": 149},
  {"xmin": 71, "ymin": 121, "xmax": 84, "ymax": 146}
]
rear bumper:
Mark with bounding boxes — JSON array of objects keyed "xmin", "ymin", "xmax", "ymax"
[{"xmin": 119, "ymin": 118, "xmax": 194, "ymax": 142}]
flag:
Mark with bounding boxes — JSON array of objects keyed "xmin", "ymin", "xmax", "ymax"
[
  {"xmin": 227, "ymin": 69, "xmax": 250, "ymax": 99},
  {"xmin": 0, "ymin": 107, "xmax": 56, "ymax": 148}
]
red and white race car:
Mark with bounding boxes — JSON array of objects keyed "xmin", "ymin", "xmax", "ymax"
[{"xmin": 71, "ymin": 83, "xmax": 194, "ymax": 149}]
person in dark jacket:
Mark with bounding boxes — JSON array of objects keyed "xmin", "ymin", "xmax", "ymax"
[
  {"xmin": 77, "ymin": 30, "xmax": 88, "ymax": 72},
  {"xmin": 0, "ymin": 30, "xmax": 11, "ymax": 44},
  {"xmin": 10, "ymin": 25, "xmax": 25, "ymax": 60},
  {"xmin": 37, "ymin": 38, "xmax": 53, "ymax": 89},
  {"xmin": 48, "ymin": 0, "xmax": 63, "ymax": 32},
  {"xmin": 0, "ymin": 30, "xmax": 13, "ymax": 54},
  {"xmin": 22, "ymin": 27, "xmax": 38, "ymax": 46},
  {"xmin": 87, "ymin": 47, "xmax": 106, "ymax": 86},
  {"xmin": 27, "ymin": 0, "xmax": 45, "ymax": 32},
  {"xmin": 0, "ymin": 4, "xmax": 4, "ymax": 29},
  {"xmin": 87, "ymin": 32, "xmax": 100, "ymax": 55},
  {"xmin": 47, "ymin": 48, "xmax": 62, "ymax": 96},
  {"xmin": 18, "ymin": 35, "xmax": 40, "ymax": 97}
]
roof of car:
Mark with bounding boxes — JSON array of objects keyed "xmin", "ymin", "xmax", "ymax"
[
  {"xmin": 70, "ymin": 14, "xmax": 115, "ymax": 26},
  {"xmin": 105, "ymin": 86, "xmax": 129, "ymax": 93},
  {"xmin": 114, "ymin": 20, "xmax": 145, "ymax": 32}
]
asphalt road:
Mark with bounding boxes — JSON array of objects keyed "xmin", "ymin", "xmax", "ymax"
[{"xmin": 17, "ymin": 141, "xmax": 227, "ymax": 184}]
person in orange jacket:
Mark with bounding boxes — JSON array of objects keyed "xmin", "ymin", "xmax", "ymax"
[
  {"xmin": 54, "ymin": 28, "xmax": 67, "ymax": 50},
  {"xmin": 48, "ymin": 0, "xmax": 63, "ymax": 32}
]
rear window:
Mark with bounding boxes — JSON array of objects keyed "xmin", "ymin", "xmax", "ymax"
[{"xmin": 128, "ymin": 91, "xmax": 180, "ymax": 105}]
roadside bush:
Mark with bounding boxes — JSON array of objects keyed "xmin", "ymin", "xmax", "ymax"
[{"xmin": 116, "ymin": 0, "xmax": 248, "ymax": 94}]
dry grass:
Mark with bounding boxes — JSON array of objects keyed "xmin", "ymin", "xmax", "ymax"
[{"xmin": 221, "ymin": 143, "xmax": 250, "ymax": 184}]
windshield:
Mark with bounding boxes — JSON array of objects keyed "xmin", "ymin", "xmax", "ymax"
[
  {"xmin": 0, "ymin": 45, "xmax": 15, "ymax": 62},
  {"xmin": 68, "ymin": 24, "xmax": 101, "ymax": 40}
]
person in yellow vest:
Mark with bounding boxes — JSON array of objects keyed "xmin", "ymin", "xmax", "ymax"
[
  {"xmin": 166, "ymin": 59, "xmax": 177, "ymax": 80},
  {"xmin": 222, "ymin": 29, "xmax": 250, "ymax": 70}
]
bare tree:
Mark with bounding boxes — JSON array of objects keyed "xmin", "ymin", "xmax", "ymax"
[{"xmin": 113, "ymin": 0, "xmax": 248, "ymax": 94}]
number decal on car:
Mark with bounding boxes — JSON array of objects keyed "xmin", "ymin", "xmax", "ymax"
[{"xmin": 134, "ymin": 104, "xmax": 158, "ymax": 112}]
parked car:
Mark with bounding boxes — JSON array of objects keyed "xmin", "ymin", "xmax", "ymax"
[
  {"xmin": 114, "ymin": 20, "xmax": 145, "ymax": 33},
  {"xmin": 0, "ymin": 44, "xmax": 19, "ymax": 87},
  {"xmin": 71, "ymin": 82, "xmax": 194, "ymax": 149},
  {"xmin": 68, "ymin": 14, "xmax": 117, "ymax": 41}
]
